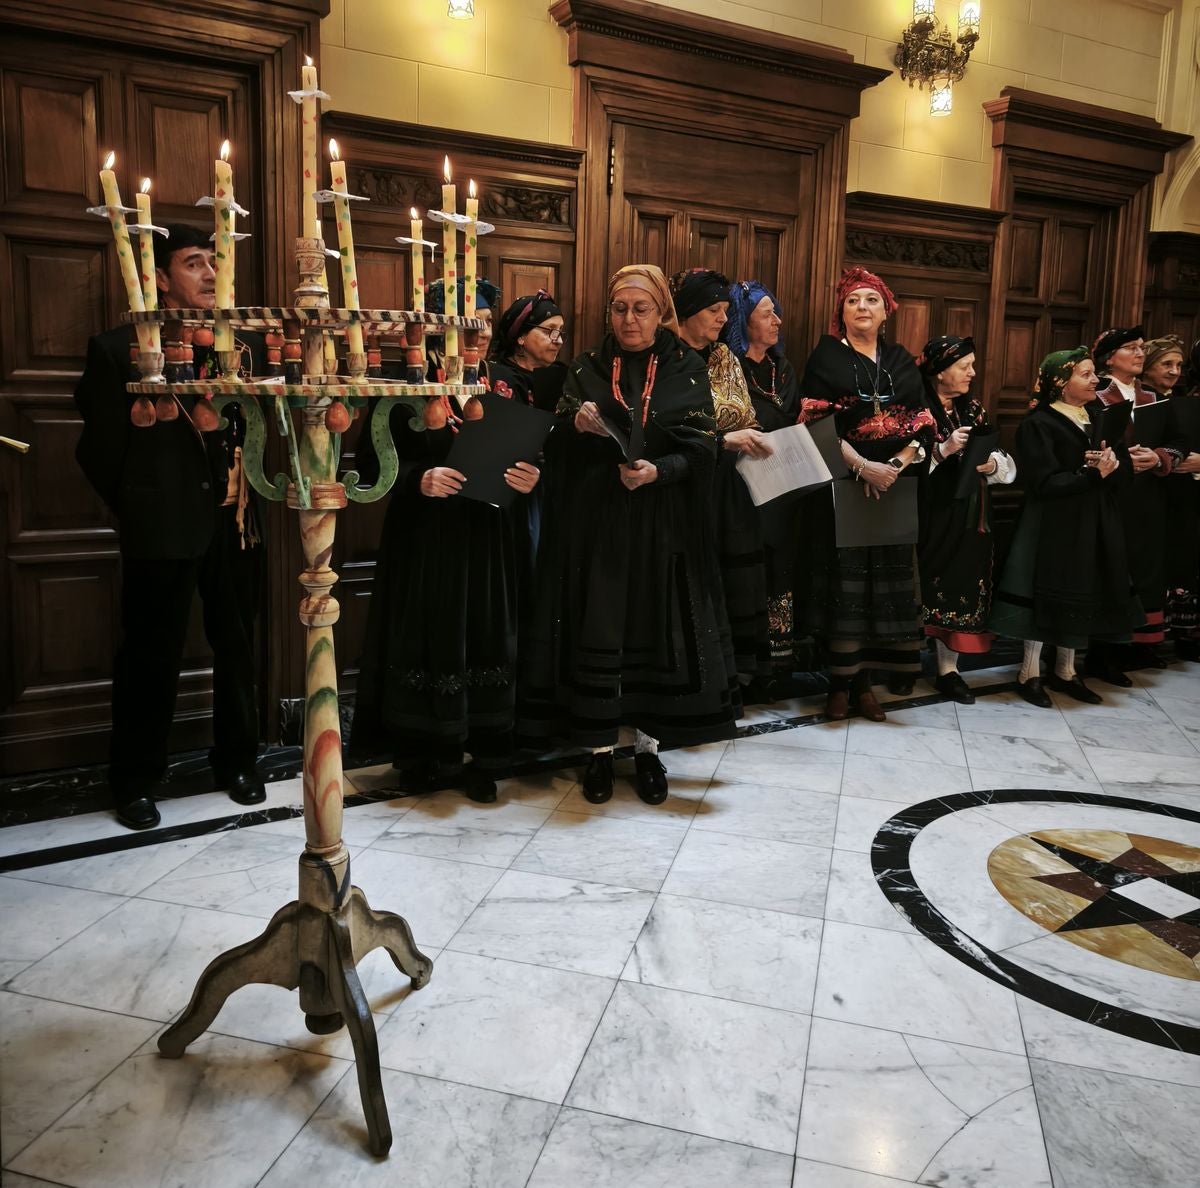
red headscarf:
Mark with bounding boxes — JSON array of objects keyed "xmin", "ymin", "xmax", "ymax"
[{"xmin": 830, "ymin": 266, "xmax": 898, "ymax": 335}]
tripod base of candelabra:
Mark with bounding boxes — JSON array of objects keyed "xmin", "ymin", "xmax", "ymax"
[{"xmin": 157, "ymin": 853, "xmax": 432, "ymax": 1156}]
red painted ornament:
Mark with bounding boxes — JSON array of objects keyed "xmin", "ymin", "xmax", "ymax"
[
  {"xmin": 424, "ymin": 396, "xmax": 448, "ymax": 430},
  {"xmin": 192, "ymin": 398, "xmax": 220, "ymax": 432},
  {"xmin": 193, "ymin": 326, "xmax": 215, "ymax": 347},
  {"xmin": 462, "ymin": 396, "xmax": 484, "ymax": 421},
  {"xmin": 131, "ymin": 397, "xmax": 156, "ymax": 427},
  {"xmin": 324, "ymin": 401, "xmax": 352, "ymax": 433},
  {"xmin": 154, "ymin": 394, "xmax": 179, "ymax": 422}
]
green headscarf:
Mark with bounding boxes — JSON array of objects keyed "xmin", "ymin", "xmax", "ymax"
[{"xmin": 1035, "ymin": 346, "xmax": 1091, "ymax": 404}]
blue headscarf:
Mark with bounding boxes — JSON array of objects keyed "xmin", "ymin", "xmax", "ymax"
[{"xmin": 723, "ymin": 280, "xmax": 784, "ymax": 359}]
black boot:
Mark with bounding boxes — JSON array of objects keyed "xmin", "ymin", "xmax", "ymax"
[
  {"xmin": 633, "ymin": 753, "xmax": 669, "ymax": 805},
  {"xmin": 581, "ymin": 752, "xmax": 614, "ymax": 804}
]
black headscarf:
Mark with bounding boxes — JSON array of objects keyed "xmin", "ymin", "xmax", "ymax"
[
  {"xmin": 669, "ymin": 268, "xmax": 731, "ymax": 323},
  {"xmin": 493, "ymin": 291, "xmax": 562, "ymax": 358},
  {"xmin": 919, "ymin": 335, "xmax": 975, "ymax": 377}
]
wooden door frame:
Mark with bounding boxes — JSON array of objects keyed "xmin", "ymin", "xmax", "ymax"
[{"xmin": 550, "ymin": 0, "xmax": 887, "ymax": 354}]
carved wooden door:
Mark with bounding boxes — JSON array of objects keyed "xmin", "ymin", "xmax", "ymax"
[
  {"xmin": 606, "ymin": 122, "xmax": 805, "ymax": 344},
  {"xmin": 0, "ymin": 31, "xmax": 262, "ymax": 774}
]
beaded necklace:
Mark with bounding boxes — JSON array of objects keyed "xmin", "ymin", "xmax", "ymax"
[{"xmin": 610, "ymin": 354, "xmax": 658, "ymax": 428}]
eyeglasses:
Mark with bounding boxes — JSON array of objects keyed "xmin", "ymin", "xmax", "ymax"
[
  {"xmin": 532, "ymin": 326, "xmax": 564, "ymax": 343},
  {"xmin": 609, "ymin": 301, "xmax": 658, "ymax": 320}
]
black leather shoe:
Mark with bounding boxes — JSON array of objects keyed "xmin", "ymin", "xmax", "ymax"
[
  {"xmin": 1084, "ymin": 659, "xmax": 1133, "ymax": 688},
  {"xmin": 581, "ymin": 752, "xmax": 614, "ymax": 804},
  {"xmin": 1045, "ymin": 673, "xmax": 1103, "ymax": 704},
  {"xmin": 1016, "ymin": 677, "xmax": 1052, "ymax": 708},
  {"xmin": 887, "ymin": 674, "xmax": 916, "ymax": 697},
  {"xmin": 461, "ymin": 765, "xmax": 498, "ymax": 804},
  {"xmin": 633, "ymin": 753, "xmax": 669, "ymax": 805},
  {"xmin": 935, "ymin": 671, "xmax": 975, "ymax": 704},
  {"xmin": 226, "ymin": 771, "xmax": 267, "ymax": 805},
  {"xmin": 116, "ymin": 797, "xmax": 161, "ymax": 830}
]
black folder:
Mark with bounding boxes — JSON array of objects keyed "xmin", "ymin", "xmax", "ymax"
[
  {"xmin": 953, "ymin": 429, "xmax": 1000, "ymax": 499},
  {"xmin": 1171, "ymin": 397, "xmax": 1200, "ymax": 450},
  {"xmin": 1130, "ymin": 399, "xmax": 1172, "ymax": 449},
  {"xmin": 809, "ymin": 414, "xmax": 850, "ymax": 479},
  {"xmin": 1093, "ymin": 400, "xmax": 1131, "ymax": 448},
  {"xmin": 444, "ymin": 393, "xmax": 555, "ymax": 509},
  {"xmin": 833, "ymin": 476, "xmax": 919, "ymax": 548}
]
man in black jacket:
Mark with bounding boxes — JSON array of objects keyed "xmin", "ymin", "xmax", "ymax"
[{"xmin": 75, "ymin": 224, "xmax": 266, "ymax": 829}]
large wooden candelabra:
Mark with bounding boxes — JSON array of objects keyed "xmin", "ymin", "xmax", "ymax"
[{"xmin": 133, "ymin": 239, "xmax": 485, "ymax": 1155}]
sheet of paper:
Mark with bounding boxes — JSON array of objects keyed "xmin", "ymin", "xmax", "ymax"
[{"xmin": 736, "ymin": 422, "xmax": 835, "ymax": 507}]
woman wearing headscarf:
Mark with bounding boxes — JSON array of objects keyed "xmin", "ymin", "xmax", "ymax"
[
  {"xmin": 723, "ymin": 280, "xmax": 804, "ymax": 684},
  {"xmin": 916, "ymin": 335, "xmax": 1015, "ymax": 704},
  {"xmin": 796, "ymin": 266, "xmax": 936, "ymax": 722},
  {"xmin": 989, "ymin": 348, "xmax": 1140, "ymax": 707},
  {"xmin": 488, "ymin": 290, "xmax": 568, "ymax": 411},
  {"xmin": 669, "ymin": 267, "xmax": 773, "ymax": 695},
  {"xmin": 1150, "ymin": 336, "xmax": 1200, "ymax": 660},
  {"xmin": 420, "ymin": 276, "xmax": 500, "ymax": 382},
  {"xmin": 349, "ymin": 274, "xmax": 541, "ymax": 802},
  {"xmin": 521, "ymin": 264, "xmax": 739, "ymax": 806}
]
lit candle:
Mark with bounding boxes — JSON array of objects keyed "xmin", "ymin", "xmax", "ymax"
[
  {"xmin": 410, "ymin": 206, "xmax": 426, "ymax": 368},
  {"xmin": 442, "ymin": 156, "xmax": 458, "ymax": 360},
  {"xmin": 464, "ymin": 179, "xmax": 478, "ymax": 323},
  {"xmin": 134, "ymin": 178, "xmax": 161, "ymax": 355},
  {"xmin": 301, "ymin": 56, "xmax": 321, "ymax": 239},
  {"xmin": 213, "ymin": 139, "xmax": 235, "ymax": 351},
  {"xmin": 329, "ymin": 139, "xmax": 365, "ymax": 358},
  {"xmin": 98, "ymin": 153, "xmax": 152, "ymax": 352}
]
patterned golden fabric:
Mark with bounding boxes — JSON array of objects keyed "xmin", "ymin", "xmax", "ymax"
[{"xmin": 708, "ymin": 342, "xmax": 757, "ymax": 432}]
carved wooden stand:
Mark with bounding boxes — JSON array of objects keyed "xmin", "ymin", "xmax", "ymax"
[{"xmin": 147, "ymin": 244, "xmax": 484, "ymax": 1156}]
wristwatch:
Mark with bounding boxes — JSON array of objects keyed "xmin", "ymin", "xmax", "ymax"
[{"xmin": 887, "ymin": 457, "xmax": 904, "ymax": 470}]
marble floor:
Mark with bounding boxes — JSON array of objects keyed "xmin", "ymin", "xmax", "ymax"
[{"xmin": 2, "ymin": 662, "xmax": 1200, "ymax": 1187}]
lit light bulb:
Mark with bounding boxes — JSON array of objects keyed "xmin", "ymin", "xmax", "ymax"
[
  {"xmin": 930, "ymin": 78, "xmax": 953, "ymax": 117},
  {"xmin": 447, "ymin": 0, "xmax": 475, "ymax": 18},
  {"xmin": 959, "ymin": 1, "xmax": 981, "ymax": 37},
  {"xmin": 914, "ymin": 0, "xmax": 936, "ymax": 17}
]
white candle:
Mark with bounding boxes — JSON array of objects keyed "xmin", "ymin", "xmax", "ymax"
[
  {"xmin": 134, "ymin": 178, "xmax": 161, "ymax": 355},
  {"xmin": 213, "ymin": 139, "xmax": 235, "ymax": 352},
  {"xmin": 442, "ymin": 156, "xmax": 458, "ymax": 359},
  {"xmin": 301, "ymin": 57, "xmax": 320, "ymax": 240},
  {"xmin": 464, "ymin": 179, "xmax": 478, "ymax": 323},
  {"xmin": 98, "ymin": 153, "xmax": 153, "ymax": 353},
  {"xmin": 410, "ymin": 206, "xmax": 426, "ymax": 368},
  {"xmin": 329, "ymin": 139, "xmax": 365, "ymax": 357}
]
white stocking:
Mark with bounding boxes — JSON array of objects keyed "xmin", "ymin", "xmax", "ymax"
[
  {"xmin": 1055, "ymin": 647, "xmax": 1077, "ymax": 681},
  {"xmin": 1019, "ymin": 640, "xmax": 1044, "ymax": 684},
  {"xmin": 634, "ymin": 730, "xmax": 659, "ymax": 755},
  {"xmin": 935, "ymin": 639, "xmax": 959, "ymax": 677}
]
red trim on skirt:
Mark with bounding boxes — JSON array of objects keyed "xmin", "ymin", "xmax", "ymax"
[
  {"xmin": 1133, "ymin": 608, "xmax": 1165, "ymax": 646},
  {"xmin": 924, "ymin": 625, "xmax": 996, "ymax": 654}
]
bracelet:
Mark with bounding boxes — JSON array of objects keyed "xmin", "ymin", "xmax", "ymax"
[{"xmin": 853, "ymin": 459, "xmax": 867, "ymax": 480}]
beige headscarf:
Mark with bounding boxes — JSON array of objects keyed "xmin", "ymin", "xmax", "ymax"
[
  {"xmin": 607, "ymin": 264, "xmax": 679, "ymax": 335},
  {"xmin": 1142, "ymin": 334, "xmax": 1184, "ymax": 373}
]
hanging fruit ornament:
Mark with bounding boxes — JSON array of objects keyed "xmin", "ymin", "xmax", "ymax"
[
  {"xmin": 462, "ymin": 395, "xmax": 484, "ymax": 420},
  {"xmin": 131, "ymin": 396, "xmax": 157, "ymax": 427},
  {"xmin": 154, "ymin": 392, "xmax": 179, "ymax": 422},
  {"xmin": 192, "ymin": 395, "xmax": 220, "ymax": 432},
  {"xmin": 193, "ymin": 325, "xmax": 214, "ymax": 348},
  {"xmin": 424, "ymin": 394, "xmax": 447, "ymax": 430},
  {"xmin": 325, "ymin": 400, "xmax": 352, "ymax": 433}
]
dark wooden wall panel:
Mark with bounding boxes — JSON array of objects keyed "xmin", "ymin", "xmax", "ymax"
[{"xmin": 1144, "ymin": 232, "xmax": 1200, "ymax": 347}]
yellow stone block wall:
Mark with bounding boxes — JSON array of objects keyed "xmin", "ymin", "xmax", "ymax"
[{"xmin": 321, "ymin": 0, "xmax": 1195, "ymax": 218}]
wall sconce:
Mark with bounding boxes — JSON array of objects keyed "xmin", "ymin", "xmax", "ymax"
[
  {"xmin": 447, "ymin": 0, "xmax": 475, "ymax": 17},
  {"xmin": 895, "ymin": 1, "xmax": 981, "ymax": 116}
]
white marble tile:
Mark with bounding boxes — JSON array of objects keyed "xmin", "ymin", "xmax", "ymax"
[
  {"xmin": 791, "ymin": 1161, "xmax": 915, "ymax": 1188},
  {"xmin": 1017, "ymin": 998, "xmax": 1200, "ymax": 1089},
  {"xmin": 885, "ymin": 699, "xmax": 961, "ymax": 730},
  {"xmin": 0, "ymin": 876, "xmax": 125, "ymax": 984},
  {"xmin": 953, "ymin": 691, "xmax": 1074, "ymax": 742},
  {"xmin": 969, "ymin": 766, "xmax": 1103, "ymax": 794},
  {"xmin": 511, "ymin": 810, "xmax": 686, "ymax": 892},
  {"xmin": 840, "ymin": 752, "xmax": 972, "ymax": 804},
  {"xmin": 693, "ymin": 782, "xmax": 839, "ymax": 848},
  {"xmin": 250, "ymin": 798, "xmax": 408, "ymax": 846},
  {"xmin": 824, "ymin": 849, "xmax": 916, "ymax": 934},
  {"xmin": 1133, "ymin": 665, "xmax": 1200, "ymax": 703},
  {"xmin": 846, "ymin": 721, "xmax": 967, "ymax": 767},
  {"xmin": 494, "ymin": 769, "xmax": 583, "ymax": 810},
  {"xmin": 343, "ymin": 760, "xmax": 405, "ymax": 795},
  {"xmin": 1152, "ymin": 694, "xmax": 1200, "ymax": 750},
  {"xmin": 1103, "ymin": 782, "xmax": 1200, "ymax": 810},
  {"xmin": 1048, "ymin": 684, "xmax": 1165, "ymax": 722},
  {"xmin": 661, "ymin": 829, "xmax": 830, "ymax": 917},
  {"xmin": 655, "ymin": 741, "xmax": 730, "ymax": 779},
  {"xmin": 812, "ymin": 921, "xmax": 1025, "ymax": 1053},
  {"xmin": 158, "ymin": 775, "xmax": 304, "ymax": 828},
  {"xmin": 712, "ymin": 740, "xmax": 843, "ymax": 794},
  {"xmin": 400, "ymin": 796, "xmax": 551, "ymax": 832},
  {"xmin": 967, "ymin": 799, "xmax": 1200, "ymax": 850},
  {"xmin": 258, "ymin": 1068, "xmax": 557, "ymax": 1188},
  {"xmin": 834, "ymin": 796, "xmax": 912, "ymax": 854},
  {"xmin": 136, "ymin": 830, "xmax": 312, "ymax": 918},
  {"xmin": 567, "ymin": 980, "xmax": 809, "ymax": 1153},
  {"xmin": 1, "ymin": 1173, "xmax": 65, "ymax": 1187},
  {"xmin": 797, "ymin": 1017, "xmax": 1045, "ymax": 1184},
  {"xmin": 528, "ymin": 1109, "xmax": 793, "ymax": 1188},
  {"xmin": 348, "ymin": 847, "xmax": 502, "ymax": 947},
  {"xmin": 8, "ymin": 832, "xmax": 222, "ymax": 898},
  {"xmin": 623, "ymin": 893, "xmax": 822, "ymax": 1013},
  {"xmin": 568, "ymin": 771, "xmax": 710, "ymax": 823},
  {"xmin": 745, "ymin": 719, "xmax": 849, "ymax": 752},
  {"xmin": 0, "ymin": 808, "xmax": 133, "ymax": 859},
  {"xmin": 1071, "ymin": 716, "xmax": 1199, "ymax": 759},
  {"xmin": 998, "ymin": 932, "xmax": 1200, "ymax": 1029},
  {"xmin": 1084, "ymin": 744, "xmax": 1200, "ymax": 788},
  {"xmin": 0, "ymin": 992, "xmax": 159, "ymax": 1160},
  {"xmin": 9, "ymin": 1032, "xmax": 348, "ymax": 1188},
  {"xmin": 449, "ymin": 870, "xmax": 654, "ymax": 977},
  {"xmin": 960, "ymin": 730, "xmax": 1094, "ymax": 782},
  {"xmin": 7, "ymin": 897, "xmax": 265, "ymax": 1021},
  {"xmin": 1031, "ymin": 1059, "xmax": 1200, "ymax": 1188},
  {"xmin": 376, "ymin": 950, "xmax": 613, "ymax": 1102},
  {"xmin": 201, "ymin": 945, "xmax": 438, "ymax": 1061},
  {"xmin": 370, "ymin": 796, "xmax": 548, "ymax": 866}
]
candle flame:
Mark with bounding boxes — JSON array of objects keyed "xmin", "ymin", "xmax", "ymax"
[
  {"xmin": 219, "ymin": 139, "xmax": 230, "ymax": 162},
  {"xmin": 469, "ymin": 179, "xmax": 477, "ymax": 198},
  {"xmin": 140, "ymin": 177, "xmax": 151, "ymax": 194},
  {"xmin": 103, "ymin": 150, "xmax": 115, "ymax": 169},
  {"xmin": 411, "ymin": 207, "xmax": 419, "ymax": 219},
  {"xmin": 443, "ymin": 156, "xmax": 451, "ymax": 183},
  {"xmin": 305, "ymin": 54, "xmax": 313, "ymax": 66},
  {"xmin": 329, "ymin": 138, "xmax": 341, "ymax": 162}
]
